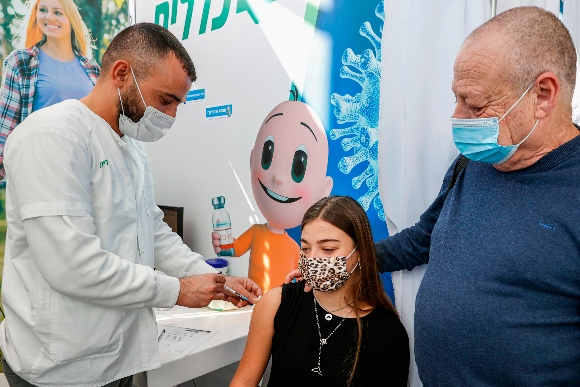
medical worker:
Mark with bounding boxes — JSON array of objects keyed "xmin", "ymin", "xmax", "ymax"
[{"xmin": 0, "ymin": 23, "xmax": 262, "ymax": 386}]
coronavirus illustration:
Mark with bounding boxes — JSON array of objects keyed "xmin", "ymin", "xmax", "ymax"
[{"xmin": 330, "ymin": 0, "xmax": 385, "ymax": 221}]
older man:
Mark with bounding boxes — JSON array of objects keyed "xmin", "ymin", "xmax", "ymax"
[
  {"xmin": 375, "ymin": 6, "xmax": 580, "ymax": 386},
  {"xmin": 0, "ymin": 23, "xmax": 261, "ymax": 386}
]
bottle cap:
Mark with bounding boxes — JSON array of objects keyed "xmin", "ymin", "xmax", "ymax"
[
  {"xmin": 212, "ymin": 196, "xmax": 225, "ymax": 208},
  {"xmin": 205, "ymin": 258, "xmax": 229, "ymax": 269}
]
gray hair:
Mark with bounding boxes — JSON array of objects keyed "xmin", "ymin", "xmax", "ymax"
[{"xmin": 466, "ymin": 6, "xmax": 576, "ymax": 102}]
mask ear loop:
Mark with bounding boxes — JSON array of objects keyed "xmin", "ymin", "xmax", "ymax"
[
  {"xmin": 348, "ymin": 262, "xmax": 360, "ymax": 275},
  {"xmin": 346, "ymin": 246, "xmax": 359, "ymax": 273},
  {"xmin": 515, "ymin": 118, "xmax": 541, "ymax": 146},
  {"xmin": 346, "ymin": 246, "xmax": 357, "ymax": 259},
  {"xmin": 129, "ymin": 66, "xmax": 147, "ymax": 109},
  {"xmin": 498, "ymin": 81, "xmax": 535, "ymax": 122},
  {"xmin": 117, "ymin": 88, "xmax": 126, "ymax": 116}
]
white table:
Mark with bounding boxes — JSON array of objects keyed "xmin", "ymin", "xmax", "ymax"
[{"xmin": 133, "ymin": 305, "xmax": 253, "ymax": 387}]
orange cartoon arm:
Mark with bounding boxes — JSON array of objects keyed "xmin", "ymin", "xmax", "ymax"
[{"xmin": 234, "ymin": 225, "xmax": 255, "ymax": 257}]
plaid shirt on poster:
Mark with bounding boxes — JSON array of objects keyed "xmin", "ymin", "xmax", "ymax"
[{"xmin": 0, "ymin": 43, "xmax": 100, "ymax": 179}]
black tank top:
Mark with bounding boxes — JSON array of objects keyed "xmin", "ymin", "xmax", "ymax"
[{"xmin": 267, "ymin": 281, "xmax": 409, "ymax": 387}]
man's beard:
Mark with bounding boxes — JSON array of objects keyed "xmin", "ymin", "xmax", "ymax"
[{"xmin": 118, "ymin": 82, "xmax": 145, "ymax": 123}]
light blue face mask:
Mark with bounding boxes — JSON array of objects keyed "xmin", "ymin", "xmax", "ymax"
[{"xmin": 452, "ymin": 82, "xmax": 540, "ymax": 165}]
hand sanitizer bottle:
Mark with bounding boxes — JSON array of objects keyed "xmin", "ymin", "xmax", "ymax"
[{"xmin": 212, "ymin": 196, "xmax": 234, "ymax": 256}]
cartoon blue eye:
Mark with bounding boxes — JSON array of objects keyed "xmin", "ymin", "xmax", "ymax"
[
  {"xmin": 291, "ymin": 145, "xmax": 308, "ymax": 183},
  {"xmin": 261, "ymin": 135, "xmax": 274, "ymax": 170}
]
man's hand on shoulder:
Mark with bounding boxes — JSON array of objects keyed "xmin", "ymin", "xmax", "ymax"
[
  {"xmin": 176, "ymin": 273, "xmax": 227, "ymax": 308},
  {"xmin": 285, "ymin": 269, "xmax": 312, "ymax": 292}
]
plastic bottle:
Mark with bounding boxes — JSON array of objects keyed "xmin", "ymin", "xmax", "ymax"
[{"xmin": 212, "ymin": 196, "xmax": 234, "ymax": 256}]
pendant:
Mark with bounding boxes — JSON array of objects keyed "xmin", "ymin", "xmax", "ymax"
[
  {"xmin": 320, "ymin": 338, "xmax": 327, "ymax": 345},
  {"xmin": 325, "ymin": 313, "xmax": 332, "ymax": 321},
  {"xmin": 311, "ymin": 367, "xmax": 322, "ymax": 376}
]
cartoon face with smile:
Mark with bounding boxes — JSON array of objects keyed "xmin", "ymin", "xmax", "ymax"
[{"xmin": 250, "ymin": 101, "xmax": 333, "ymax": 233}]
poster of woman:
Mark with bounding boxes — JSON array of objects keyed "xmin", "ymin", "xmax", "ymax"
[
  {"xmin": 0, "ymin": 0, "xmax": 130, "ymax": 177},
  {"xmin": 0, "ymin": 0, "xmax": 99, "ymax": 178}
]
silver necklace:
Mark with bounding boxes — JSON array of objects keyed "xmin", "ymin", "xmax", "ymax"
[
  {"xmin": 313, "ymin": 291, "xmax": 352, "ymax": 321},
  {"xmin": 311, "ymin": 295, "xmax": 352, "ymax": 376}
]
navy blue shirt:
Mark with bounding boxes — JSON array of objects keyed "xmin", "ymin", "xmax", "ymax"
[{"xmin": 377, "ymin": 133, "xmax": 580, "ymax": 386}]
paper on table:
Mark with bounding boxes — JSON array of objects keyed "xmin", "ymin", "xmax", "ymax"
[{"xmin": 157, "ymin": 324, "xmax": 217, "ymax": 356}]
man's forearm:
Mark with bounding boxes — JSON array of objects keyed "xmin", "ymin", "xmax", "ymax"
[
  {"xmin": 376, "ymin": 226, "xmax": 432, "ymax": 272},
  {"xmin": 151, "ymin": 204, "xmax": 217, "ymax": 277},
  {"xmin": 376, "ymin": 187, "xmax": 448, "ymax": 272},
  {"xmin": 23, "ymin": 215, "xmax": 179, "ymax": 309}
]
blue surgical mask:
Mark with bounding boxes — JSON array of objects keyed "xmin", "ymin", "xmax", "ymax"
[{"xmin": 452, "ymin": 82, "xmax": 540, "ymax": 165}]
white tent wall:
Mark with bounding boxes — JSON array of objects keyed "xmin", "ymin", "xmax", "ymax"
[
  {"xmin": 563, "ymin": 0, "xmax": 580, "ymax": 124},
  {"xmin": 379, "ymin": 2, "xmax": 484, "ymax": 385},
  {"xmin": 378, "ymin": 0, "xmax": 578, "ymax": 386},
  {"xmin": 131, "ymin": 0, "xmax": 318, "ymax": 278}
]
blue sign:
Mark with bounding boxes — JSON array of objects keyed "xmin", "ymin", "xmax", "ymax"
[
  {"xmin": 186, "ymin": 88, "xmax": 205, "ymax": 102},
  {"xmin": 206, "ymin": 104, "xmax": 233, "ymax": 120}
]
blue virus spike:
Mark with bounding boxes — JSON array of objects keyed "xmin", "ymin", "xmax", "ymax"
[{"xmin": 330, "ymin": 0, "xmax": 386, "ymax": 221}]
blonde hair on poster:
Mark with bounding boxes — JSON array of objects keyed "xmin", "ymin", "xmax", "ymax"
[{"xmin": 17, "ymin": 0, "xmax": 93, "ymax": 58}]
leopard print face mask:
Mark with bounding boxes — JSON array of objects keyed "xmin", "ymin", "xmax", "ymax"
[{"xmin": 298, "ymin": 247, "xmax": 358, "ymax": 292}]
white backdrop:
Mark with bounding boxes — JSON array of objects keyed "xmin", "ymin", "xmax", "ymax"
[
  {"xmin": 379, "ymin": 1, "xmax": 580, "ymax": 385},
  {"xmin": 563, "ymin": 0, "xmax": 580, "ymax": 123},
  {"xmin": 134, "ymin": 0, "xmax": 318, "ymax": 276}
]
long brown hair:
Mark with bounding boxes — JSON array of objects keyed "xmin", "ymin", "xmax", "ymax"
[{"xmin": 301, "ymin": 196, "xmax": 398, "ymax": 386}]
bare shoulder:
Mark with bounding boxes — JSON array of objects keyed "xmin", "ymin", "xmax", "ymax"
[
  {"xmin": 248, "ymin": 286, "xmax": 282, "ymax": 332},
  {"xmin": 254, "ymin": 286, "xmax": 282, "ymax": 313}
]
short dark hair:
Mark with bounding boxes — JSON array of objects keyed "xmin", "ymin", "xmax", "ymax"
[{"xmin": 101, "ymin": 22, "xmax": 196, "ymax": 81}]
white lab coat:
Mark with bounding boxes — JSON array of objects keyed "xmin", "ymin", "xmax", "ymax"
[{"xmin": 0, "ymin": 99, "xmax": 216, "ymax": 386}]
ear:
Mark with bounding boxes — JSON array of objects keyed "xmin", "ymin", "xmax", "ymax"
[
  {"xmin": 534, "ymin": 72, "xmax": 559, "ymax": 119},
  {"xmin": 323, "ymin": 176, "xmax": 333, "ymax": 197},
  {"xmin": 110, "ymin": 60, "xmax": 131, "ymax": 88},
  {"xmin": 250, "ymin": 149, "xmax": 253, "ymax": 168}
]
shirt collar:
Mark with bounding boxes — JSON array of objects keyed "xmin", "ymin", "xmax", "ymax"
[{"xmin": 30, "ymin": 40, "xmax": 87, "ymax": 61}]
